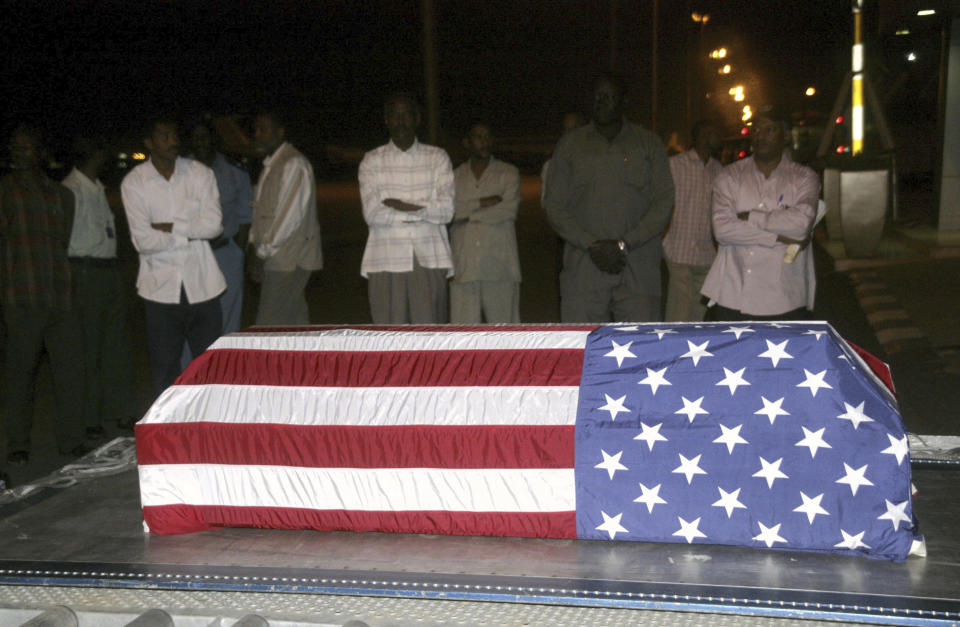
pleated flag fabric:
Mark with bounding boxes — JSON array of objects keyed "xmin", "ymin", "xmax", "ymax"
[{"xmin": 136, "ymin": 322, "xmax": 922, "ymax": 561}]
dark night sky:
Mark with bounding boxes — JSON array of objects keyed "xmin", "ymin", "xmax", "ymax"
[{"xmin": 0, "ymin": 1, "xmax": 932, "ymax": 155}]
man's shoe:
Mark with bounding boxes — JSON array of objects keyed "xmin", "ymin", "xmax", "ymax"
[
  {"xmin": 60, "ymin": 443, "xmax": 95, "ymax": 458},
  {"xmin": 6, "ymin": 451, "xmax": 29, "ymax": 466}
]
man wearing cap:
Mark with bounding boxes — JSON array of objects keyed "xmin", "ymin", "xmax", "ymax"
[{"xmin": 701, "ymin": 108, "xmax": 819, "ymax": 320}]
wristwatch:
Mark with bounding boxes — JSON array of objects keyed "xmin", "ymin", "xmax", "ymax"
[{"xmin": 617, "ymin": 239, "xmax": 627, "ymax": 255}]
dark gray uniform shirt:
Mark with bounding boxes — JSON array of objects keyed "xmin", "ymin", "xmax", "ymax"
[{"xmin": 543, "ymin": 120, "xmax": 674, "ymax": 321}]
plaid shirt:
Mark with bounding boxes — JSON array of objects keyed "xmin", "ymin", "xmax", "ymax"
[
  {"xmin": 358, "ymin": 140, "xmax": 454, "ymax": 277},
  {"xmin": 0, "ymin": 171, "xmax": 74, "ymax": 310},
  {"xmin": 663, "ymin": 149, "xmax": 721, "ymax": 267}
]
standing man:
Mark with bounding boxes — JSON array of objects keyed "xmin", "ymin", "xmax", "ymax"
[
  {"xmin": 358, "ymin": 92, "xmax": 454, "ymax": 324},
  {"xmin": 544, "ymin": 73, "xmax": 675, "ymax": 322},
  {"xmin": 121, "ymin": 117, "xmax": 225, "ymax": 397},
  {"xmin": 63, "ymin": 135, "xmax": 135, "ymax": 437},
  {"xmin": 701, "ymin": 108, "xmax": 819, "ymax": 320},
  {"xmin": 662, "ymin": 120, "xmax": 723, "ymax": 321},
  {"xmin": 0, "ymin": 124, "xmax": 88, "ymax": 464},
  {"xmin": 249, "ymin": 110, "xmax": 322, "ymax": 325},
  {"xmin": 189, "ymin": 119, "xmax": 253, "ymax": 334},
  {"xmin": 450, "ymin": 121, "xmax": 521, "ymax": 323}
]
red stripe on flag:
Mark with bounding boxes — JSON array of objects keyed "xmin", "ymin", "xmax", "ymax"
[
  {"xmin": 142, "ymin": 504, "xmax": 578, "ymax": 538},
  {"xmin": 239, "ymin": 324, "xmax": 599, "ymax": 334},
  {"xmin": 177, "ymin": 349, "xmax": 584, "ymax": 387},
  {"xmin": 136, "ymin": 423, "xmax": 574, "ymax": 468}
]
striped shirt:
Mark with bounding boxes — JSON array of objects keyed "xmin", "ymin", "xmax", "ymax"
[
  {"xmin": 0, "ymin": 171, "xmax": 74, "ymax": 310},
  {"xmin": 358, "ymin": 140, "xmax": 454, "ymax": 277},
  {"xmin": 701, "ymin": 154, "xmax": 820, "ymax": 315},
  {"xmin": 663, "ymin": 149, "xmax": 721, "ymax": 267}
]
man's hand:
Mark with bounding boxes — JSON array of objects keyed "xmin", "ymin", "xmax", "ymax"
[
  {"xmin": 588, "ymin": 239, "xmax": 626, "ymax": 274},
  {"xmin": 384, "ymin": 198, "xmax": 424, "ymax": 212},
  {"xmin": 776, "ymin": 234, "xmax": 811, "ymax": 250},
  {"xmin": 151, "ymin": 222, "xmax": 173, "ymax": 232},
  {"xmin": 478, "ymin": 195, "xmax": 502, "ymax": 208}
]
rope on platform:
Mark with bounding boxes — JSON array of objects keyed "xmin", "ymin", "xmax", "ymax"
[{"xmin": 0, "ymin": 437, "xmax": 137, "ymax": 505}]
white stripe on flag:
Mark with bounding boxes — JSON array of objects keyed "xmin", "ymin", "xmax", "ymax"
[
  {"xmin": 143, "ymin": 385, "xmax": 580, "ymax": 426},
  {"xmin": 210, "ymin": 329, "xmax": 592, "ymax": 352},
  {"xmin": 139, "ymin": 465, "xmax": 576, "ymax": 512}
]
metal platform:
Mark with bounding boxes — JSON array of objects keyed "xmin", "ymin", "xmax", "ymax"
[{"xmin": 0, "ymin": 466, "xmax": 957, "ymax": 626}]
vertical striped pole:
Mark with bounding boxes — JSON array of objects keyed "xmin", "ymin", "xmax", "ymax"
[{"xmin": 852, "ymin": 0, "xmax": 864, "ymax": 155}]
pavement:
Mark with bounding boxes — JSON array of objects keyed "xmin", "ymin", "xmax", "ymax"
[{"xmin": 3, "ymin": 177, "xmax": 959, "ymax": 493}]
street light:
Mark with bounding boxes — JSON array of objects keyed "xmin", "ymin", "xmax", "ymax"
[
  {"xmin": 805, "ymin": 87, "xmax": 816, "ymax": 96},
  {"xmin": 719, "ymin": 64, "xmax": 731, "ymax": 74},
  {"xmin": 710, "ymin": 47, "xmax": 727, "ymax": 59},
  {"xmin": 917, "ymin": 9, "xmax": 936, "ymax": 16}
]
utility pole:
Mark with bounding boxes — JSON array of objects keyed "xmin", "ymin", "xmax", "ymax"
[
  {"xmin": 610, "ymin": 0, "xmax": 619, "ymax": 71},
  {"xmin": 651, "ymin": 0, "xmax": 659, "ymax": 132},
  {"xmin": 421, "ymin": 0, "xmax": 439, "ymax": 145}
]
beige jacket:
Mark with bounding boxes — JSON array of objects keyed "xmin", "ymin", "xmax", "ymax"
[{"xmin": 251, "ymin": 142, "xmax": 323, "ymax": 272}]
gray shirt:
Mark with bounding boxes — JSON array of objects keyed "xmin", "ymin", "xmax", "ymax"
[{"xmin": 543, "ymin": 121, "xmax": 674, "ymax": 252}]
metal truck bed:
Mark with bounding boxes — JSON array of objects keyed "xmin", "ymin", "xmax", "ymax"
[{"xmin": 0, "ymin": 463, "xmax": 956, "ymax": 626}]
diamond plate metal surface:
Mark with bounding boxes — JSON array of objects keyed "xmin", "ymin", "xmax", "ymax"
[{"xmin": 0, "ymin": 585, "xmax": 879, "ymax": 626}]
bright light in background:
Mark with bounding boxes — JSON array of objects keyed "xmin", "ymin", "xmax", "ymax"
[
  {"xmin": 691, "ymin": 12, "xmax": 710, "ymax": 24},
  {"xmin": 132, "ymin": 153, "xmax": 146, "ymax": 160},
  {"xmin": 917, "ymin": 9, "xmax": 936, "ymax": 16},
  {"xmin": 742, "ymin": 105, "xmax": 752, "ymax": 122},
  {"xmin": 710, "ymin": 48, "xmax": 727, "ymax": 59},
  {"xmin": 719, "ymin": 64, "xmax": 731, "ymax": 74},
  {"xmin": 895, "ymin": 28, "xmax": 911, "ymax": 35},
  {"xmin": 805, "ymin": 87, "xmax": 816, "ymax": 96},
  {"xmin": 907, "ymin": 52, "xmax": 917, "ymax": 62}
]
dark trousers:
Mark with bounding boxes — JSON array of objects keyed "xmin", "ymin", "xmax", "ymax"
[
  {"xmin": 709, "ymin": 304, "xmax": 811, "ymax": 322},
  {"xmin": 72, "ymin": 261, "xmax": 133, "ymax": 428},
  {"xmin": 3, "ymin": 307, "xmax": 86, "ymax": 453},
  {"xmin": 144, "ymin": 290, "xmax": 222, "ymax": 398}
]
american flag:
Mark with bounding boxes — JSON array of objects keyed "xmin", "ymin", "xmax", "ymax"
[
  {"xmin": 136, "ymin": 323, "xmax": 921, "ymax": 561},
  {"xmin": 576, "ymin": 322, "xmax": 919, "ymax": 561}
]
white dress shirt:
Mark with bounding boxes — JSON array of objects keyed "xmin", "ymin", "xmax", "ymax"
[
  {"xmin": 121, "ymin": 157, "xmax": 226, "ymax": 304},
  {"xmin": 701, "ymin": 154, "xmax": 820, "ymax": 315},
  {"xmin": 358, "ymin": 139, "xmax": 454, "ymax": 277},
  {"xmin": 62, "ymin": 168, "xmax": 117, "ymax": 258}
]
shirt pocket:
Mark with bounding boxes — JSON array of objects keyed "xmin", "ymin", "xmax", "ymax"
[
  {"xmin": 621, "ymin": 155, "xmax": 651, "ymax": 193},
  {"xmin": 181, "ymin": 198, "xmax": 201, "ymax": 221}
]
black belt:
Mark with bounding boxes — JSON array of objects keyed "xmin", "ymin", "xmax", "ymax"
[
  {"xmin": 69, "ymin": 256, "xmax": 116, "ymax": 268},
  {"xmin": 209, "ymin": 236, "xmax": 231, "ymax": 250}
]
